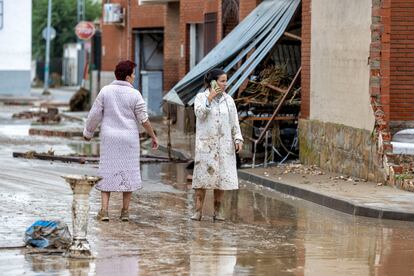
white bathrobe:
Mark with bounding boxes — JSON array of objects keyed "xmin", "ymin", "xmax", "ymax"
[
  {"xmin": 83, "ymin": 80, "xmax": 148, "ymax": 192},
  {"xmin": 192, "ymin": 90, "xmax": 243, "ymax": 190}
]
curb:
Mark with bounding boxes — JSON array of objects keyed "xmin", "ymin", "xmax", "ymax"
[
  {"xmin": 238, "ymin": 170, "xmax": 414, "ymax": 222},
  {"xmin": 155, "ymin": 144, "xmax": 414, "ymax": 221}
]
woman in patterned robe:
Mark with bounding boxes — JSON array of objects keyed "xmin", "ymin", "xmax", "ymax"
[{"xmin": 83, "ymin": 60, "xmax": 158, "ymax": 222}]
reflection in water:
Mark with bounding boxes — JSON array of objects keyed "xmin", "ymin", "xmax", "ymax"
[
  {"xmin": 95, "ymin": 256, "xmax": 138, "ymax": 276},
  {"xmin": 5, "ymin": 163, "xmax": 414, "ymax": 275},
  {"xmin": 68, "ymin": 143, "xmax": 100, "ymax": 156},
  {"xmin": 24, "ymin": 253, "xmax": 94, "ymax": 275}
]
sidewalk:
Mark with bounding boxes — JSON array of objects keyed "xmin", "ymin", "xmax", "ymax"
[
  {"xmin": 153, "ymin": 121, "xmax": 414, "ymax": 221},
  {"xmin": 238, "ymin": 166, "xmax": 414, "ymax": 221}
]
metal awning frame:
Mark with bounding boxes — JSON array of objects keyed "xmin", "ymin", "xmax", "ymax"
[{"xmin": 163, "ymin": 0, "xmax": 301, "ymax": 106}]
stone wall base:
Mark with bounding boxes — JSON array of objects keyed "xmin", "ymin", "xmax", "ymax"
[{"xmin": 299, "ymin": 119, "xmax": 385, "ymax": 182}]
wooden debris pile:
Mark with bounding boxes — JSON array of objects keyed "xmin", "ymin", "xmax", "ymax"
[
  {"xmin": 235, "ymin": 65, "xmax": 300, "ymax": 117},
  {"xmin": 234, "ymin": 65, "xmax": 301, "ymax": 164}
]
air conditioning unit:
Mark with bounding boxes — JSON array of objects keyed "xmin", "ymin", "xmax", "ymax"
[{"xmin": 103, "ymin": 3, "xmax": 124, "ymax": 24}]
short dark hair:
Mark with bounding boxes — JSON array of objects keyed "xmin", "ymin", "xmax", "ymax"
[
  {"xmin": 114, "ymin": 60, "xmax": 136, "ymax": 81},
  {"xmin": 204, "ymin": 68, "xmax": 226, "ymax": 88}
]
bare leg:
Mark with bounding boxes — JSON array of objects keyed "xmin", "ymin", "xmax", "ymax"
[
  {"xmin": 120, "ymin": 192, "xmax": 132, "ymax": 221},
  {"xmin": 191, "ymin": 188, "xmax": 206, "ymax": 221},
  {"xmin": 122, "ymin": 192, "xmax": 132, "ymax": 210},
  {"xmin": 101, "ymin": 192, "xmax": 111, "ymax": 210},
  {"xmin": 213, "ymin": 189, "xmax": 225, "ymax": 221},
  {"xmin": 97, "ymin": 192, "xmax": 110, "ymax": 221}
]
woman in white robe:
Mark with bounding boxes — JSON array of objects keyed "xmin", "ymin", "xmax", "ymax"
[{"xmin": 192, "ymin": 68, "xmax": 244, "ymax": 221}]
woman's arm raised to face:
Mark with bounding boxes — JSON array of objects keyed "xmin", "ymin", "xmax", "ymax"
[{"xmin": 194, "ymin": 92, "xmax": 212, "ymax": 120}]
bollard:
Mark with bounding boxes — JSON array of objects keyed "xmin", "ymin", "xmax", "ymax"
[{"xmin": 61, "ymin": 174, "xmax": 102, "ymax": 259}]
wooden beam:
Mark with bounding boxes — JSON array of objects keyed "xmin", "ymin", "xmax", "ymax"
[
  {"xmin": 284, "ymin": 32, "xmax": 302, "ymax": 41},
  {"xmin": 264, "ymin": 83, "xmax": 287, "ymax": 94},
  {"xmin": 256, "ymin": 67, "xmax": 302, "ymax": 144},
  {"xmin": 241, "ymin": 116, "xmax": 297, "ymax": 121}
]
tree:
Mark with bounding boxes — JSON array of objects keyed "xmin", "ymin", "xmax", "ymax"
[{"xmin": 32, "ymin": 0, "xmax": 101, "ymax": 60}]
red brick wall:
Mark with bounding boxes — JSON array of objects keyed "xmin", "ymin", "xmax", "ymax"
[
  {"xmin": 178, "ymin": 0, "xmax": 206, "ymax": 79},
  {"xmin": 178, "ymin": 0, "xmax": 221, "ymax": 79},
  {"xmin": 239, "ymin": 0, "xmax": 261, "ymax": 20},
  {"xmin": 164, "ymin": 2, "xmax": 180, "ymax": 92},
  {"xmin": 301, "ymin": 0, "xmax": 311, "ymax": 119},
  {"xmin": 370, "ymin": 0, "xmax": 391, "ymax": 134},
  {"xmin": 101, "ymin": 0, "xmax": 165, "ymax": 72},
  {"xmin": 390, "ymin": 0, "xmax": 414, "ymax": 121},
  {"xmin": 102, "ymin": 0, "xmax": 263, "ymax": 90}
]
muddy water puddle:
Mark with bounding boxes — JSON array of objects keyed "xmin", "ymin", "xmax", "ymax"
[{"xmin": 1, "ymin": 162, "xmax": 414, "ymax": 275}]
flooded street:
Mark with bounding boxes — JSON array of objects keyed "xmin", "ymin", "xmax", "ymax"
[{"xmin": 1, "ymin": 105, "xmax": 414, "ymax": 276}]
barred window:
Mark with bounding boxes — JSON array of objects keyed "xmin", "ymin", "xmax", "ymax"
[{"xmin": 0, "ymin": 0, "xmax": 3, "ymax": 30}]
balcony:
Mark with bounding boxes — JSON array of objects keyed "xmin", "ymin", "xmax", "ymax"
[{"xmin": 138, "ymin": 0, "xmax": 179, "ymax": 5}]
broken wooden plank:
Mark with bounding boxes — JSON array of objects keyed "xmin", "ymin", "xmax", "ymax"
[
  {"xmin": 256, "ymin": 67, "xmax": 302, "ymax": 144},
  {"xmin": 263, "ymin": 83, "xmax": 286, "ymax": 94},
  {"xmin": 13, "ymin": 152, "xmax": 174, "ymax": 164},
  {"xmin": 240, "ymin": 116, "xmax": 297, "ymax": 121},
  {"xmin": 13, "ymin": 152, "xmax": 92, "ymax": 164},
  {"xmin": 284, "ymin": 32, "xmax": 302, "ymax": 41}
]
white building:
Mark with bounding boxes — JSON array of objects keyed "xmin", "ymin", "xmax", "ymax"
[{"xmin": 0, "ymin": 0, "xmax": 32, "ymax": 96}]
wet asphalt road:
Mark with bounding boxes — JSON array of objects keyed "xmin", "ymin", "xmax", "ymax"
[{"xmin": 1, "ymin": 105, "xmax": 414, "ymax": 276}]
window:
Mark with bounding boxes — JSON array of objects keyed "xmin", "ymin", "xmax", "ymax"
[
  {"xmin": 189, "ymin": 23, "xmax": 204, "ymax": 69},
  {"xmin": 0, "ymin": 0, "xmax": 3, "ymax": 30}
]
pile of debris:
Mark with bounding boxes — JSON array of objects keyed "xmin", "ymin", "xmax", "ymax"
[
  {"xmin": 278, "ymin": 162, "xmax": 376, "ymax": 184},
  {"xmin": 13, "ymin": 107, "xmax": 61, "ymax": 124},
  {"xmin": 235, "ymin": 65, "xmax": 300, "ymax": 118},
  {"xmin": 233, "ymin": 64, "xmax": 301, "ymax": 164},
  {"xmin": 279, "ymin": 162, "xmax": 325, "ymax": 176}
]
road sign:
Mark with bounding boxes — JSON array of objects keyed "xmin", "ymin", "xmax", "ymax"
[
  {"xmin": 75, "ymin": 21, "xmax": 95, "ymax": 40},
  {"xmin": 42, "ymin": 26, "xmax": 56, "ymax": 40}
]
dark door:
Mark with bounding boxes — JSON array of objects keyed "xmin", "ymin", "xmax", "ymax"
[{"xmin": 204, "ymin": 12, "xmax": 217, "ymax": 55}]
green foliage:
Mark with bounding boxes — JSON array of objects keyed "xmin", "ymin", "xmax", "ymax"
[{"xmin": 32, "ymin": 0, "xmax": 101, "ymax": 60}]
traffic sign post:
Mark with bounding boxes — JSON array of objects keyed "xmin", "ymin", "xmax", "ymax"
[
  {"xmin": 75, "ymin": 21, "xmax": 96, "ymax": 41},
  {"xmin": 43, "ymin": 0, "xmax": 52, "ymax": 95},
  {"xmin": 42, "ymin": 26, "xmax": 56, "ymax": 40}
]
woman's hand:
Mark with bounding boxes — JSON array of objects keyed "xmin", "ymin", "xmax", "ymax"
[
  {"xmin": 235, "ymin": 143, "xmax": 243, "ymax": 153},
  {"xmin": 207, "ymin": 87, "xmax": 221, "ymax": 103},
  {"xmin": 83, "ymin": 136, "xmax": 91, "ymax": 141},
  {"xmin": 151, "ymin": 136, "xmax": 159, "ymax": 150}
]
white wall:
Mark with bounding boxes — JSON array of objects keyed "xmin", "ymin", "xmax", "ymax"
[
  {"xmin": 0, "ymin": 0, "xmax": 32, "ymax": 71},
  {"xmin": 310, "ymin": 0, "xmax": 375, "ymax": 131}
]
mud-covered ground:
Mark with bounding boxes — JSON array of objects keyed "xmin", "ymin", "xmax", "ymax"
[{"xmin": 1, "ymin": 103, "xmax": 414, "ymax": 276}]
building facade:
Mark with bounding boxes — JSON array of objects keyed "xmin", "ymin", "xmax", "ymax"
[
  {"xmin": 100, "ymin": 0, "xmax": 260, "ymax": 120},
  {"xmin": 300, "ymin": 0, "xmax": 414, "ymax": 187},
  {"xmin": 0, "ymin": 0, "xmax": 32, "ymax": 96},
  {"xmin": 101, "ymin": 0, "xmax": 414, "ymax": 188}
]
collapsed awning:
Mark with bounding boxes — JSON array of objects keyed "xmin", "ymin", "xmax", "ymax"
[{"xmin": 163, "ymin": 0, "xmax": 301, "ymax": 106}]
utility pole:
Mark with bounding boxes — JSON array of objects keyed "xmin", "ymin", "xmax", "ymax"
[
  {"xmin": 77, "ymin": 0, "xmax": 85, "ymax": 87},
  {"xmin": 43, "ymin": 0, "xmax": 52, "ymax": 94},
  {"xmin": 77, "ymin": 0, "xmax": 85, "ymax": 23}
]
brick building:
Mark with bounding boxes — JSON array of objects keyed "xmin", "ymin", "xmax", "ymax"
[
  {"xmin": 100, "ymin": 0, "xmax": 414, "ymax": 189},
  {"xmin": 100, "ymin": 0, "xmax": 260, "ymax": 120},
  {"xmin": 300, "ymin": 0, "xmax": 414, "ymax": 188}
]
